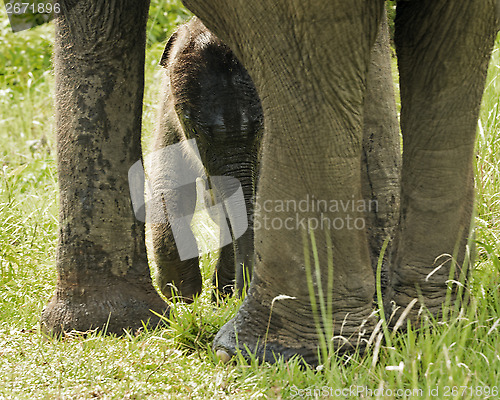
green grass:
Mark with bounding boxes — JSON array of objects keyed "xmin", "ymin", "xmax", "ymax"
[{"xmin": 1, "ymin": 3, "xmax": 499, "ymax": 399}]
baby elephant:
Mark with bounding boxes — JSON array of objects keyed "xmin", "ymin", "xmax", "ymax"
[{"xmin": 147, "ymin": 18, "xmax": 263, "ymax": 301}]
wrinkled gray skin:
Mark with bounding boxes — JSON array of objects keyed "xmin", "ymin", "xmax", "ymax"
[
  {"xmin": 41, "ymin": 0, "xmax": 167, "ymax": 336},
  {"xmin": 41, "ymin": 0, "xmax": 497, "ymax": 366},
  {"xmin": 148, "ymin": 18, "xmax": 263, "ymax": 300},
  {"xmin": 148, "ymin": 16, "xmax": 398, "ymax": 303}
]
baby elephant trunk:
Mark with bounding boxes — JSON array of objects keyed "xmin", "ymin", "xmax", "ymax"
[{"xmin": 198, "ymin": 167, "xmax": 256, "ymax": 296}]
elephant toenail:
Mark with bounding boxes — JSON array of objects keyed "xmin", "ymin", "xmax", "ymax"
[{"xmin": 216, "ymin": 349, "xmax": 231, "ymax": 363}]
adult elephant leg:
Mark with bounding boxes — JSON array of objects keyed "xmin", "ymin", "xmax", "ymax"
[
  {"xmin": 361, "ymin": 11, "xmax": 401, "ymax": 299},
  {"xmin": 41, "ymin": 0, "xmax": 167, "ymax": 336},
  {"xmin": 391, "ymin": 0, "xmax": 497, "ymax": 324},
  {"xmin": 183, "ymin": 0, "xmax": 385, "ymax": 364}
]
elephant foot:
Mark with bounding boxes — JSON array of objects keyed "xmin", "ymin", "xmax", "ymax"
[
  {"xmin": 41, "ymin": 278, "xmax": 168, "ymax": 336},
  {"xmin": 389, "ymin": 291, "xmax": 457, "ymax": 330},
  {"xmin": 213, "ymin": 275, "xmax": 377, "ymax": 366},
  {"xmin": 388, "ymin": 262, "xmax": 461, "ymax": 329}
]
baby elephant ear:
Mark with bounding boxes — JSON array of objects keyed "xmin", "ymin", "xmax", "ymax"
[{"xmin": 159, "ymin": 31, "xmax": 179, "ymax": 68}]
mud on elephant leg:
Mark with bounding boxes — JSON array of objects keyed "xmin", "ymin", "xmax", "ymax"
[
  {"xmin": 390, "ymin": 0, "xmax": 497, "ymax": 325},
  {"xmin": 41, "ymin": 0, "xmax": 167, "ymax": 335}
]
